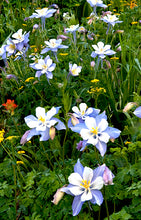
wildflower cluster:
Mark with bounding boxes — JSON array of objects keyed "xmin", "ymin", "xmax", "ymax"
[{"xmin": 0, "ymin": 129, "xmax": 5, "ymax": 143}]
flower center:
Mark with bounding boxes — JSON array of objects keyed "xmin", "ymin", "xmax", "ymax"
[
  {"xmin": 99, "ymin": 48, "xmax": 104, "ymax": 53},
  {"xmin": 91, "ymin": 127, "xmax": 98, "ymax": 135},
  {"xmin": 80, "ymin": 180, "xmax": 91, "ymax": 189},
  {"xmin": 9, "ymin": 44, "xmax": 16, "ymax": 50},
  {"xmin": 38, "ymin": 116, "xmax": 45, "ymax": 123},
  {"xmin": 17, "ymin": 34, "xmax": 23, "ymax": 40},
  {"xmin": 81, "ymin": 110, "xmax": 85, "ymax": 115},
  {"xmin": 50, "ymin": 40, "xmax": 57, "ymax": 47},
  {"xmin": 71, "ymin": 68, "xmax": 77, "ymax": 75},
  {"xmin": 42, "ymin": 64, "xmax": 48, "ymax": 70}
]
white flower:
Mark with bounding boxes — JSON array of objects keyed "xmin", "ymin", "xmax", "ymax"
[
  {"xmin": 69, "ymin": 63, "xmax": 82, "ymax": 76},
  {"xmin": 12, "ymin": 29, "xmax": 26, "ymax": 44},
  {"xmin": 65, "ymin": 24, "xmax": 79, "ymax": 33}
]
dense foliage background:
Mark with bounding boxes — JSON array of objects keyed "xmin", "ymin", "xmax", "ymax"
[{"xmin": 0, "ymin": 0, "xmax": 141, "ymax": 219}]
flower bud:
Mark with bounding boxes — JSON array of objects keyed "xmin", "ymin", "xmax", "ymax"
[
  {"xmin": 91, "ymin": 61, "xmax": 95, "ymax": 67},
  {"xmin": 20, "ymin": 130, "xmax": 31, "ymax": 145},
  {"xmin": 52, "ymin": 186, "xmax": 66, "ymax": 205},
  {"xmin": 49, "ymin": 127, "xmax": 56, "ymax": 140},
  {"xmin": 123, "ymin": 102, "xmax": 137, "ymax": 112},
  {"xmin": 103, "ymin": 166, "xmax": 115, "ymax": 185},
  {"xmin": 71, "ymin": 115, "xmax": 79, "ymax": 126}
]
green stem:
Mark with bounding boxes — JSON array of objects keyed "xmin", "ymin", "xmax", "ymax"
[{"xmin": 104, "ymin": 187, "xmax": 110, "ymax": 220}]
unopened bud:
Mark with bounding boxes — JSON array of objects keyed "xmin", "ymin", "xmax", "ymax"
[
  {"xmin": 49, "ymin": 127, "xmax": 56, "ymax": 140},
  {"xmin": 52, "ymin": 186, "xmax": 66, "ymax": 205},
  {"xmin": 123, "ymin": 102, "xmax": 137, "ymax": 112}
]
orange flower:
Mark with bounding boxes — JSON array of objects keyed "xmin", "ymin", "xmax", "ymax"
[
  {"xmin": 2, "ymin": 99, "xmax": 18, "ymax": 115},
  {"xmin": 129, "ymin": 1, "xmax": 137, "ymax": 9}
]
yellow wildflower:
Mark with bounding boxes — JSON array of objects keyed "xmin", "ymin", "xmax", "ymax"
[
  {"xmin": 125, "ymin": 141, "xmax": 132, "ymax": 145},
  {"xmin": 22, "ymin": 24, "xmax": 27, "ymax": 26},
  {"xmin": 18, "ymin": 151, "xmax": 25, "ymax": 154},
  {"xmin": 5, "ymin": 136, "xmax": 19, "ymax": 140},
  {"xmin": 25, "ymin": 77, "xmax": 35, "ymax": 82},
  {"xmin": 91, "ymin": 79, "xmax": 99, "ymax": 83},
  {"xmin": 16, "ymin": 161, "xmax": 24, "ymax": 165},
  {"xmin": 131, "ymin": 21, "xmax": 138, "ymax": 25},
  {"xmin": 59, "ymin": 53, "xmax": 68, "ymax": 56},
  {"xmin": 19, "ymin": 86, "xmax": 24, "ymax": 90},
  {"xmin": 110, "ymin": 57, "xmax": 119, "ymax": 60},
  {"xmin": 0, "ymin": 129, "xmax": 5, "ymax": 143},
  {"xmin": 30, "ymin": 45, "xmax": 36, "ymax": 48}
]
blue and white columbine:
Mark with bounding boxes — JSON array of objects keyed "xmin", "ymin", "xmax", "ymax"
[
  {"xmin": 87, "ymin": 0, "xmax": 107, "ymax": 15},
  {"xmin": 31, "ymin": 55, "xmax": 56, "ymax": 81},
  {"xmin": 101, "ymin": 14, "xmax": 123, "ymax": 34},
  {"xmin": 29, "ymin": 7, "xmax": 56, "ymax": 30},
  {"xmin": 24, "ymin": 106, "xmax": 66, "ymax": 141},
  {"xmin": 61, "ymin": 159, "xmax": 105, "ymax": 216},
  {"xmin": 91, "ymin": 41, "xmax": 116, "ymax": 67},
  {"xmin": 71, "ymin": 114, "xmax": 121, "ymax": 156}
]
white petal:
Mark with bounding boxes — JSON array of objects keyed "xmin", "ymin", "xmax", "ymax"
[
  {"xmin": 81, "ymin": 190, "xmax": 92, "ymax": 202},
  {"xmin": 68, "ymin": 173, "xmax": 82, "ymax": 186},
  {"xmin": 69, "ymin": 186, "xmax": 83, "ymax": 196},
  {"xmin": 103, "ymin": 45, "xmax": 111, "ymax": 51},
  {"xmin": 46, "ymin": 58, "xmax": 52, "ymax": 67},
  {"xmin": 92, "ymin": 45, "xmax": 99, "ymax": 51},
  {"xmin": 98, "ymin": 132, "xmax": 110, "ymax": 143},
  {"xmin": 87, "ymin": 136, "xmax": 98, "ymax": 145},
  {"xmin": 98, "ymin": 119, "xmax": 108, "ymax": 132},
  {"xmin": 85, "ymin": 117, "xmax": 97, "ymax": 130},
  {"xmin": 83, "ymin": 167, "xmax": 93, "ymax": 182},
  {"xmin": 79, "ymin": 103, "xmax": 87, "ymax": 114},
  {"xmin": 91, "ymin": 176, "xmax": 104, "ymax": 190},
  {"xmin": 36, "ymin": 107, "xmax": 45, "ymax": 119},
  {"xmin": 80, "ymin": 129, "xmax": 92, "ymax": 140},
  {"xmin": 46, "ymin": 107, "xmax": 56, "ymax": 120},
  {"xmin": 72, "ymin": 106, "xmax": 80, "ymax": 114},
  {"xmin": 97, "ymin": 42, "xmax": 104, "ymax": 49}
]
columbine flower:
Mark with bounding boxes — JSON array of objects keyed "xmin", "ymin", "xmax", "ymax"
[
  {"xmin": 87, "ymin": 0, "xmax": 107, "ymax": 15},
  {"xmin": 61, "ymin": 159, "xmax": 105, "ymax": 216},
  {"xmin": 41, "ymin": 39, "xmax": 68, "ymax": 53},
  {"xmin": 71, "ymin": 113, "xmax": 121, "ymax": 156},
  {"xmin": 6, "ymin": 39, "xmax": 17, "ymax": 57},
  {"xmin": 29, "ymin": 8, "xmax": 56, "ymax": 30},
  {"xmin": 41, "ymin": 39, "xmax": 68, "ymax": 62},
  {"xmin": 68, "ymin": 103, "xmax": 100, "ymax": 128},
  {"xmin": 101, "ymin": 14, "xmax": 123, "ymax": 34},
  {"xmin": 11, "ymin": 29, "xmax": 30, "ymax": 51},
  {"xmin": 2, "ymin": 99, "xmax": 18, "ymax": 115},
  {"xmin": 0, "ymin": 45, "xmax": 6, "ymax": 59},
  {"xmin": 65, "ymin": 24, "xmax": 79, "ymax": 44},
  {"xmin": 91, "ymin": 41, "xmax": 116, "ymax": 67},
  {"xmin": 68, "ymin": 63, "xmax": 82, "ymax": 77},
  {"xmin": 23, "ymin": 106, "xmax": 66, "ymax": 142},
  {"xmin": 133, "ymin": 106, "xmax": 141, "ymax": 118},
  {"xmin": 30, "ymin": 55, "xmax": 56, "ymax": 82}
]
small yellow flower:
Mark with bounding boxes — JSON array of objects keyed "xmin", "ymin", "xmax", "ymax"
[
  {"xmin": 25, "ymin": 77, "xmax": 35, "ymax": 82},
  {"xmin": 113, "ymin": 9, "xmax": 116, "ymax": 11},
  {"xmin": 125, "ymin": 141, "xmax": 131, "ymax": 145},
  {"xmin": 91, "ymin": 79, "xmax": 99, "ymax": 83},
  {"xmin": 75, "ymin": 3, "xmax": 80, "ymax": 6},
  {"xmin": 59, "ymin": 53, "xmax": 68, "ymax": 56},
  {"xmin": 22, "ymin": 24, "xmax": 27, "ymax": 26},
  {"xmin": 19, "ymin": 86, "xmax": 24, "ymax": 90},
  {"xmin": 6, "ymin": 136, "xmax": 19, "ymax": 140},
  {"xmin": 107, "ymin": 4, "xmax": 112, "ymax": 6},
  {"xmin": 18, "ymin": 151, "xmax": 25, "ymax": 154},
  {"xmin": 16, "ymin": 161, "xmax": 24, "ymax": 165},
  {"xmin": 110, "ymin": 57, "xmax": 119, "ymax": 60},
  {"xmin": 0, "ymin": 129, "xmax": 5, "ymax": 143},
  {"xmin": 30, "ymin": 45, "xmax": 36, "ymax": 48},
  {"xmin": 131, "ymin": 21, "xmax": 138, "ymax": 25}
]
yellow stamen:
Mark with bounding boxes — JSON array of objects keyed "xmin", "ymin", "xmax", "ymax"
[
  {"xmin": 80, "ymin": 180, "xmax": 90, "ymax": 189},
  {"xmin": 91, "ymin": 127, "xmax": 98, "ymax": 135},
  {"xmin": 38, "ymin": 116, "xmax": 45, "ymax": 123}
]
